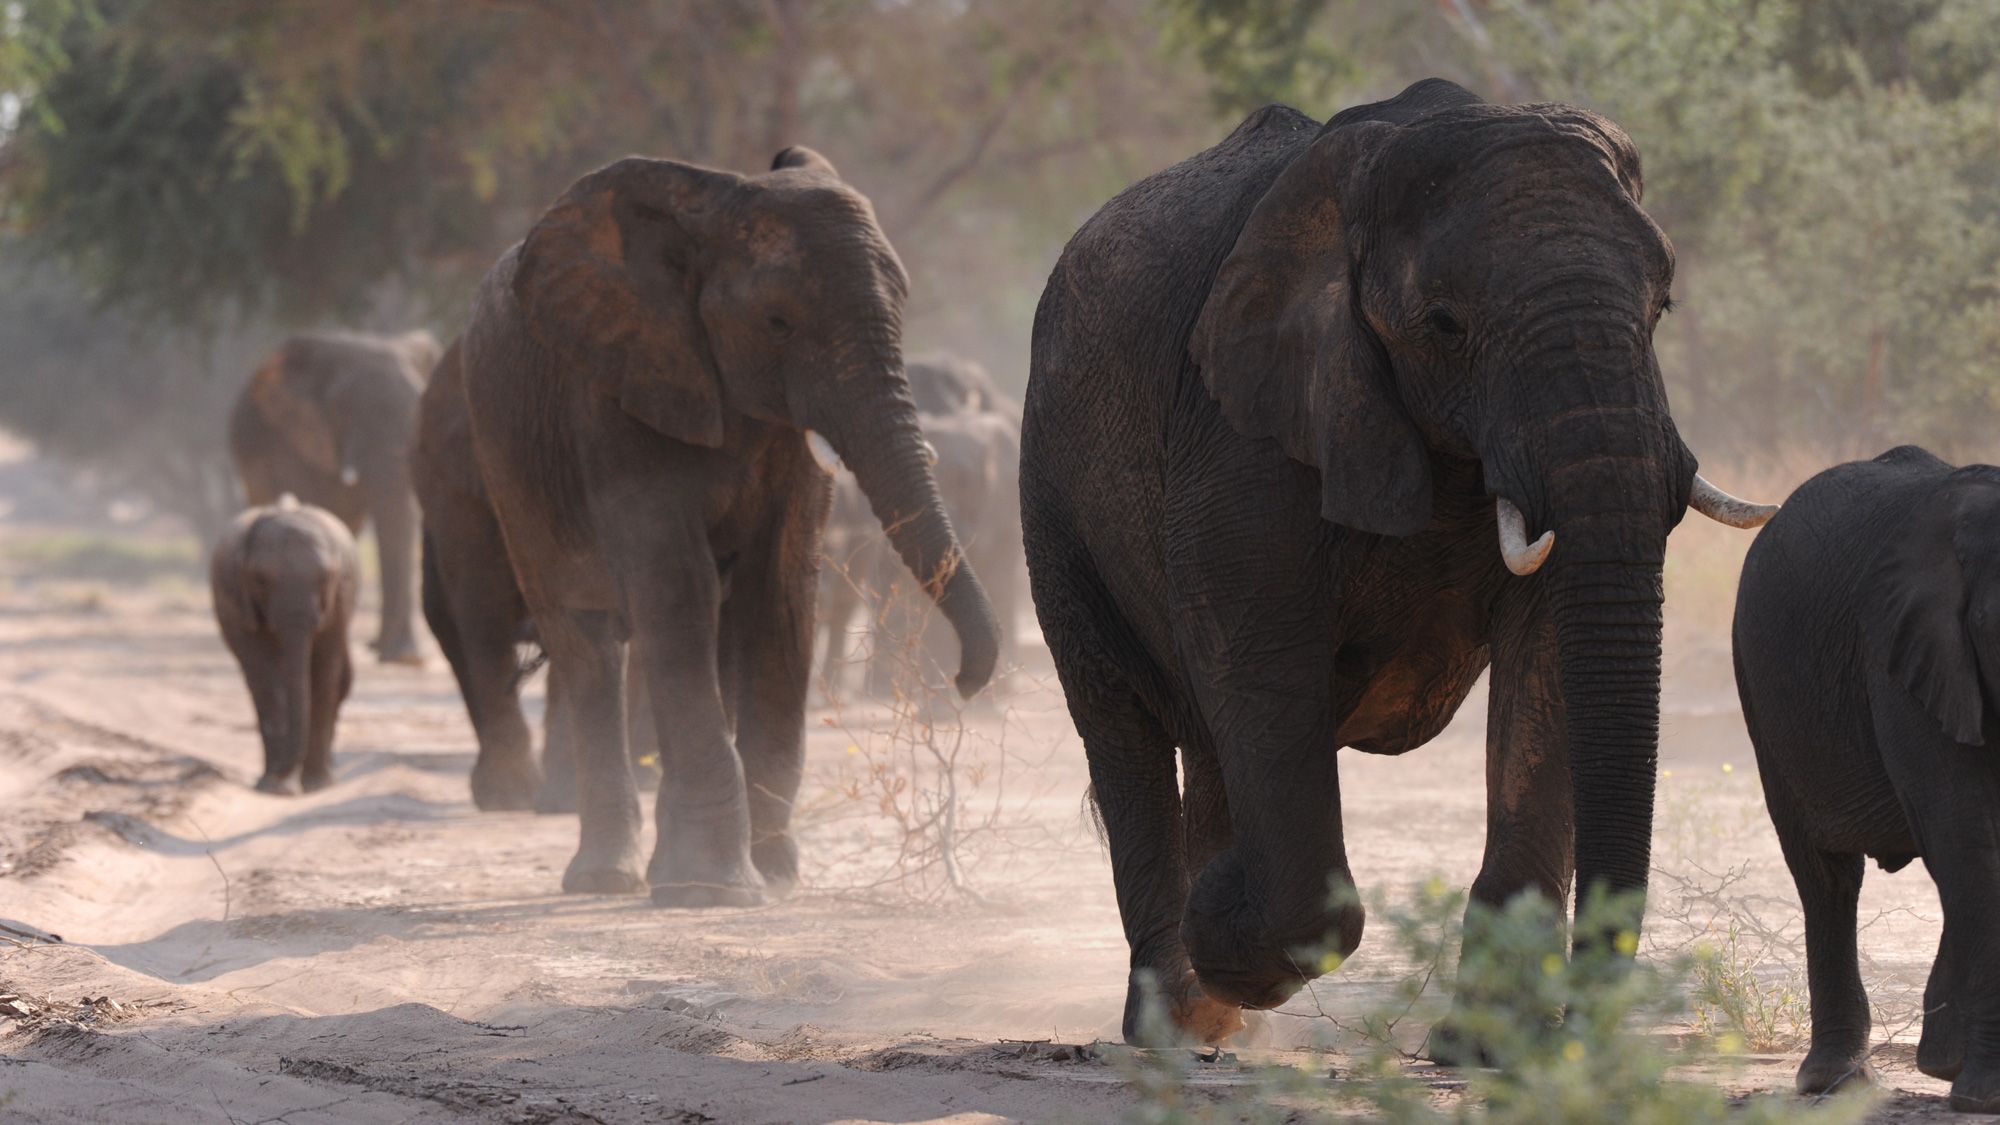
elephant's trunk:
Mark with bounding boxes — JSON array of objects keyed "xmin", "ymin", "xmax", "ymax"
[
  {"xmin": 1551, "ymin": 553, "xmax": 1665, "ymax": 927},
  {"xmin": 815, "ymin": 378, "xmax": 1000, "ymax": 698},
  {"xmin": 1493, "ymin": 309, "xmax": 1681, "ymax": 941}
]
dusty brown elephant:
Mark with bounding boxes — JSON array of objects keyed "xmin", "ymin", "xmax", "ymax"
[
  {"xmin": 414, "ymin": 336, "xmax": 657, "ymax": 813},
  {"xmin": 229, "ymin": 330, "xmax": 440, "ymax": 665},
  {"xmin": 211, "ymin": 495, "xmax": 359, "ymax": 795},
  {"xmin": 459, "ymin": 145, "xmax": 999, "ymax": 906}
]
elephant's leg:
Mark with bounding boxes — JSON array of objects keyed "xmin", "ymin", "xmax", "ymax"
[
  {"xmin": 1082, "ymin": 686, "xmax": 1239, "ymax": 1045},
  {"xmin": 617, "ymin": 526, "xmax": 763, "ymax": 909},
  {"xmin": 1920, "ymin": 921, "xmax": 1965, "ymax": 1081},
  {"xmin": 1430, "ymin": 587, "xmax": 1573, "ymax": 1065},
  {"xmin": 300, "ymin": 624, "xmax": 350, "ymax": 793},
  {"xmin": 624, "ymin": 643, "xmax": 662, "ymax": 790},
  {"xmin": 427, "ymin": 530, "xmax": 542, "ymax": 812},
  {"xmin": 544, "ymin": 609, "xmax": 644, "ymax": 894},
  {"xmin": 1179, "ymin": 738, "xmax": 1232, "ymax": 880},
  {"xmin": 369, "ymin": 484, "xmax": 423, "ymax": 666},
  {"xmin": 720, "ymin": 529, "xmax": 815, "ymax": 892},
  {"xmin": 817, "ymin": 554, "xmax": 862, "ymax": 698},
  {"xmin": 1767, "ymin": 762, "xmax": 1871, "ymax": 1094},
  {"xmin": 223, "ymin": 628, "xmax": 285, "ymax": 789},
  {"xmin": 1885, "ymin": 736, "xmax": 2000, "ymax": 1112},
  {"xmin": 1923, "ymin": 844, "xmax": 2000, "ymax": 1113},
  {"xmin": 536, "ymin": 659, "xmax": 579, "ymax": 814}
]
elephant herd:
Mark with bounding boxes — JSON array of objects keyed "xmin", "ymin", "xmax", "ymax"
[{"xmin": 199, "ymin": 77, "xmax": 2000, "ymax": 1111}]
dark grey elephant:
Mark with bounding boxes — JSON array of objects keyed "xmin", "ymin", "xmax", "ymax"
[
  {"xmin": 229, "ymin": 330, "xmax": 439, "ymax": 665},
  {"xmin": 414, "ymin": 335, "xmax": 657, "ymax": 813},
  {"xmin": 819, "ymin": 356, "xmax": 1024, "ymax": 699},
  {"xmin": 460, "ymin": 146, "xmax": 999, "ymax": 906},
  {"xmin": 1021, "ymin": 79, "xmax": 1773, "ymax": 1044},
  {"xmin": 211, "ymin": 496, "xmax": 359, "ymax": 795},
  {"xmin": 1736, "ymin": 445, "xmax": 2000, "ymax": 1112}
]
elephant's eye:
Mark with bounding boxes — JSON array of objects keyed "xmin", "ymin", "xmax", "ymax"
[
  {"xmin": 768, "ymin": 314, "xmax": 793, "ymax": 337},
  {"xmin": 1427, "ymin": 307, "xmax": 1466, "ymax": 339}
]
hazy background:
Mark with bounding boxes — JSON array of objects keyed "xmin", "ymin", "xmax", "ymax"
[{"xmin": 1, "ymin": 0, "xmax": 1996, "ymax": 544}]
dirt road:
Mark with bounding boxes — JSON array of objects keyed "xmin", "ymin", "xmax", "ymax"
[{"xmin": 0, "ymin": 523, "xmax": 1968, "ymax": 1122}]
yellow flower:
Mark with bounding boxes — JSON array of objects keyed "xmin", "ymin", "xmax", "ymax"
[
  {"xmin": 1542, "ymin": 953, "xmax": 1564, "ymax": 977},
  {"xmin": 1320, "ymin": 952, "xmax": 1346, "ymax": 974},
  {"xmin": 845, "ymin": 744, "xmax": 861, "ymax": 755},
  {"xmin": 1722, "ymin": 762, "xmax": 1735, "ymax": 774},
  {"xmin": 1614, "ymin": 930, "xmax": 1639, "ymax": 956},
  {"xmin": 1717, "ymin": 1032, "xmax": 1745, "ymax": 1055},
  {"xmin": 1563, "ymin": 1040, "xmax": 1586, "ymax": 1063}
]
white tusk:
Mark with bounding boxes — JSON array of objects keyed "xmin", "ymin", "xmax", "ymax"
[
  {"xmin": 920, "ymin": 438, "xmax": 939, "ymax": 469},
  {"xmin": 805, "ymin": 430, "xmax": 845, "ymax": 474},
  {"xmin": 1689, "ymin": 473, "xmax": 1778, "ymax": 529},
  {"xmin": 1497, "ymin": 496, "xmax": 1554, "ymax": 576}
]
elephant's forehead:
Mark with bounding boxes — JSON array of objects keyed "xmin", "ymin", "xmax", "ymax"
[{"xmin": 744, "ymin": 213, "xmax": 804, "ymax": 266}]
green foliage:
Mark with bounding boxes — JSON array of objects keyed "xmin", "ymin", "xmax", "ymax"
[
  {"xmin": 1483, "ymin": 0, "xmax": 2000, "ymax": 461},
  {"xmin": 1160, "ymin": 0, "xmax": 1351, "ymax": 112},
  {"xmin": 1116, "ymin": 882, "xmax": 1875, "ymax": 1123}
]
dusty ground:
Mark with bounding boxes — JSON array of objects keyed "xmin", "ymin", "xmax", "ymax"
[{"xmin": 0, "ymin": 505, "xmax": 1969, "ymax": 1123}]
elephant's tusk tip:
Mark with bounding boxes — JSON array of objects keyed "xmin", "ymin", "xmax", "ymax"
[
  {"xmin": 1509, "ymin": 529, "xmax": 1554, "ymax": 576},
  {"xmin": 1495, "ymin": 496, "xmax": 1554, "ymax": 576},
  {"xmin": 805, "ymin": 430, "xmax": 845, "ymax": 475}
]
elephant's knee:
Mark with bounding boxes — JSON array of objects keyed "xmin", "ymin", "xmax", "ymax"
[{"xmin": 1182, "ymin": 850, "xmax": 1362, "ymax": 1010}]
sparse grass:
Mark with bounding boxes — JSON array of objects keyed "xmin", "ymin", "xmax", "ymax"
[
  {"xmin": 2, "ymin": 529, "xmax": 201, "ymax": 585},
  {"xmin": 1110, "ymin": 884, "xmax": 1877, "ymax": 1124}
]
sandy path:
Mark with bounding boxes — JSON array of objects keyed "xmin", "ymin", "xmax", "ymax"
[{"xmin": 0, "ymin": 547, "xmax": 1968, "ymax": 1122}]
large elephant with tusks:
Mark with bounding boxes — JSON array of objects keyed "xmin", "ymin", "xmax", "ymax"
[{"xmin": 1021, "ymin": 79, "xmax": 1776, "ymax": 1045}]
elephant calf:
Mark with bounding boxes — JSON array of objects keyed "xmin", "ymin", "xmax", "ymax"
[
  {"xmin": 212, "ymin": 495, "xmax": 360, "ymax": 795},
  {"xmin": 1736, "ymin": 445, "xmax": 2000, "ymax": 1112}
]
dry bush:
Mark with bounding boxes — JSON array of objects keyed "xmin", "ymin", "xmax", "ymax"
[{"xmin": 799, "ymin": 558, "xmax": 1079, "ymax": 905}]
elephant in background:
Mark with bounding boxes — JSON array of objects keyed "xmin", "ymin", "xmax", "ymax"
[
  {"xmin": 460, "ymin": 146, "xmax": 998, "ymax": 906},
  {"xmin": 1735, "ymin": 446, "xmax": 2000, "ymax": 1112},
  {"xmin": 229, "ymin": 330, "xmax": 440, "ymax": 665},
  {"xmin": 819, "ymin": 355, "xmax": 1024, "ymax": 700},
  {"xmin": 1021, "ymin": 78, "xmax": 1773, "ymax": 1044},
  {"xmin": 413, "ymin": 336, "xmax": 657, "ymax": 813},
  {"xmin": 211, "ymin": 495, "xmax": 359, "ymax": 795}
]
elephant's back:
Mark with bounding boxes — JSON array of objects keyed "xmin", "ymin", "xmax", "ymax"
[
  {"xmin": 1022, "ymin": 105, "xmax": 1321, "ymax": 680},
  {"xmin": 1733, "ymin": 448, "xmax": 1951, "ymax": 747}
]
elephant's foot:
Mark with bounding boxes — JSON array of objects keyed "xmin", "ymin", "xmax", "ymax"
[
  {"xmin": 1921, "ymin": 1001, "xmax": 1966, "ymax": 1081},
  {"xmin": 374, "ymin": 635, "xmax": 425, "ymax": 667},
  {"xmin": 647, "ymin": 799, "xmax": 765, "ymax": 908},
  {"xmin": 1123, "ymin": 967, "xmax": 1245, "ymax": 1046},
  {"xmin": 1425, "ymin": 1019, "xmax": 1499, "ymax": 1068},
  {"xmin": 300, "ymin": 769, "xmax": 336, "ymax": 794},
  {"xmin": 650, "ymin": 880, "xmax": 767, "ymax": 909},
  {"xmin": 254, "ymin": 774, "xmax": 299, "ymax": 796},
  {"xmin": 750, "ymin": 832, "xmax": 800, "ymax": 893},
  {"xmin": 1952, "ymin": 1062, "xmax": 2000, "ymax": 1114},
  {"xmin": 471, "ymin": 754, "xmax": 543, "ymax": 812},
  {"xmin": 561, "ymin": 846, "xmax": 646, "ymax": 895},
  {"xmin": 1795, "ymin": 1040, "xmax": 1875, "ymax": 1095}
]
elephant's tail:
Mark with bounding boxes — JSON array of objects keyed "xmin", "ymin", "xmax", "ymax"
[{"xmin": 1082, "ymin": 783, "xmax": 1108, "ymax": 849}]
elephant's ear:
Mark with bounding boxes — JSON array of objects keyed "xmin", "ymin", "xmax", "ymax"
[
  {"xmin": 770, "ymin": 145, "xmax": 839, "ymax": 177},
  {"xmin": 513, "ymin": 157, "xmax": 741, "ymax": 449},
  {"xmin": 1190, "ymin": 119, "xmax": 1431, "ymax": 537},
  {"xmin": 248, "ymin": 349, "xmax": 341, "ymax": 475},
  {"xmin": 1866, "ymin": 491, "xmax": 1986, "ymax": 746}
]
